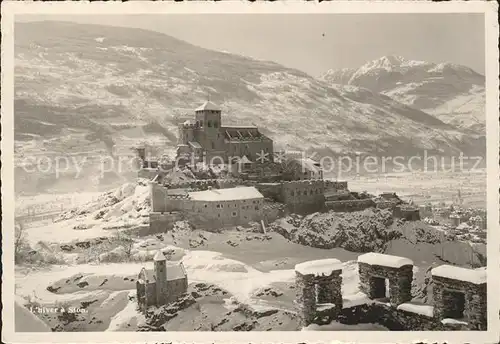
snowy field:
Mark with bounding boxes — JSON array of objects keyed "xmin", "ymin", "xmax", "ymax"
[
  {"xmin": 15, "ymin": 192, "xmax": 102, "ymax": 217},
  {"xmin": 12, "ymin": 168, "xmax": 487, "ymax": 331},
  {"xmin": 344, "ymin": 169, "xmax": 486, "ymax": 209},
  {"xmin": 15, "ymin": 242, "xmax": 381, "ymax": 331}
]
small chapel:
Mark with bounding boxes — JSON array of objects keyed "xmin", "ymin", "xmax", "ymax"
[{"xmin": 136, "ymin": 251, "xmax": 188, "ymax": 311}]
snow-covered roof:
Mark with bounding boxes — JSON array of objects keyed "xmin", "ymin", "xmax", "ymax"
[
  {"xmin": 195, "ymin": 101, "xmax": 220, "ymax": 112},
  {"xmin": 357, "ymin": 252, "xmax": 413, "ymax": 268},
  {"xmin": 154, "ymin": 250, "xmax": 166, "ymax": 261},
  {"xmin": 396, "ymin": 302, "xmax": 434, "ymax": 317},
  {"xmin": 140, "ymin": 263, "xmax": 187, "ymax": 282},
  {"xmin": 188, "ymin": 141, "xmax": 202, "ymax": 149},
  {"xmin": 431, "ymin": 265, "xmax": 486, "ymax": 284},
  {"xmin": 294, "ymin": 258, "xmax": 342, "ymax": 276},
  {"xmin": 188, "ymin": 186, "xmax": 264, "ymax": 202}
]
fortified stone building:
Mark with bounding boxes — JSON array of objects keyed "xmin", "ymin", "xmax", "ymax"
[{"xmin": 176, "ymin": 101, "xmax": 274, "ymax": 164}]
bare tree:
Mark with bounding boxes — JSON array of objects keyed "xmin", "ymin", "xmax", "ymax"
[
  {"xmin": 15, "ymin": 221, "xmax": 30, "ymax": 264},
  {"xmin": 114, "ymin": 230, "xmax": 135, "ymax": 259}
]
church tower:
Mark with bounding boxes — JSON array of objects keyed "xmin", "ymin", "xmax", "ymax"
[
  {"xmin": 194, "ymin": 101, "xmax": 222, "ymax": 152},
  {"xmin": 153, "ymin": 250, "xmax": 167, "ymax": 305}
]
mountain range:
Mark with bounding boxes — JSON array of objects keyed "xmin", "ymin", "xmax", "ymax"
[
  {"xmin": 13, "ymin": 21, "xmax": 486, "ymax": 192},
  {"xmin": 320, "ymin": 55, "xmax": 485, "ymax": 132}
]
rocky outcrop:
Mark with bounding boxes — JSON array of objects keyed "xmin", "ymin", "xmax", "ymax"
[{"xmin": 270, "ymin": 209, "xmax": 402, "ymax": 252}]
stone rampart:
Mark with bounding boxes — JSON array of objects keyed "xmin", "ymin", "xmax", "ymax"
[
  {"xmin": 282, "ymin": 180, "xmax": 325, "ymax": 214},
  {"xmin": 255, "ymin": 183, "xmax": 283, "ymax": 202},
  {"xmin": 357, "ymin": 252, "xmax": 413, "ymax": 306},
  {"xmin": 149, "ymin": 212, "xmax": 184, "ymax": 234},
  {"xmin": 431, "ymin": 265, "xmax": 487, "ymax": 330},
  {"xmin": 165, "ymin": 179, "xmax": 242, "ymax": 190},
  {"xmin": 324, "ymin": 180, "xmax": 348, "ymax": 193},
  {"xmin": 294, "ymin": 255, "xmax": 487, "ymax": 330},
  {"xmin": 295, "ymin": 259, "xmax": 343, "ymax": 327},
  {"xmin": 393, "ymin": 206, "xmax": 421, "ymax": 221},
  {"xmin": 325, "ymin": 199, "xmax": 375, "ymax": 212}
]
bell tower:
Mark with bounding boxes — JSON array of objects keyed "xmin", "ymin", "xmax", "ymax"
[
  {"xmin": 194, "ymin": 100, "xmax": 222, "ymax": 151},
  {"xmin": 153, "ymin": 250, "xmax": 167, "ymax": 305}
]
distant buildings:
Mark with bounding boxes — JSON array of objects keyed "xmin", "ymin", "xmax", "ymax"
[{"xmin": 284, "ymin": 158, "xmax": 323, "ymax": 181}]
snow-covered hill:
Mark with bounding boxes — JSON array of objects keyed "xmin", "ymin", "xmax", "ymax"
[
  {"xmin": 320, "ymin": 56, "xmax": 485, "ymax": 131},
  {"xmin": 14, "ymin": 23, "xmax": 485, "ymax": 193}
]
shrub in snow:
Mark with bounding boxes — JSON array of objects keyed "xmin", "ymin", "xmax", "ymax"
[
  {"xmin": 99, "ymin": 249, "xmax": 127, "ymax": 263},
  {"xmin": 15, "ymin": 223, "xmax": 66, "ymax": 265}
]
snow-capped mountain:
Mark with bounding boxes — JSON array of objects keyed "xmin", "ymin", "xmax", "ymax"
[
  {"xmin": 14, "ymin": 22, "xmax": 485, "ymax": 192},
  {"xmin": 320, "ymin": 56, "xmax": 485, "ymax": 132}
]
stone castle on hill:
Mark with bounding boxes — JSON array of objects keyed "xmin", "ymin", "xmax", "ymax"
[
  {"xmin": 137, "ymin": 101, "xmax": 420, "ymax": 233},
  {"xmin": 175, "ymin": 101, "xmax": 274, "ymax": 164}
]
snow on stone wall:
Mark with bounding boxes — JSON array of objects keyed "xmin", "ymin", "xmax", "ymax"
[
  {"xmin": 431, "ymin": 264, "xmax": 486, "ymax": 284},
  {"xmin": 295, "ymin": 258, "xmax": 342, "ymax": 276},
  {"xmin": 357, "ymin": 252, "xmax": 413, "ymax": 268}
]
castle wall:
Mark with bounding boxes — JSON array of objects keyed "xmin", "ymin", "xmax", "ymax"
[
  {"xmin": 295, "ymin": 271, "xmax": 317, "ymax": 327},
  {"xmin": 255, "ymin": 183, "xmax": 283, "ymax": 202},
  {"xmin": 262, "ymin": 202, "xmax": 285, "ymax": 224},
  {"xmin": 394, "ymin": 206, "xmax": 421, "ymax": 221},
  {"xmin": 375, "ymin": 200, "xmax": 396, "ymax": 209},
  {"xmin": 293, "ymin": 255, "xmax": 487, "ymax": 331},
  {"xmin": 325, "ymin": 199, "xmax": 375, "ymax": 212},
  {"xmin": 338, "ymin": 303, "xmax": 470, "ymax": 330},
  {"xmin": 357, "ymin": 254, "xmax": 414, "ymax": 307},
  {"xmin": 187, "ymin": 198, "xmax": 264, "ymax": 230},
  {"xmin": 150, "ymin": 182, "xmax": 169, "ymax": 212},
  {"xmin": 432, "ymin": 274, "xmax": 487, "ymax": 330},
  {"xmin": 324, "ymin": 181, "xmax": 348, "ymax": 193},
  {"xmin": 149, "ymin": 212, "xmax": 184, "ymax": 233},
  {"xmin": 281, "ymin": 180, "xmax": 325, "ymax": 214},
  {"xmin": 165, "ymin": 179, "xmax": 241, "ymax": 191},
  {"xmin": 295, "ymin": 260, "xmax": 343, "ymax": 327}
]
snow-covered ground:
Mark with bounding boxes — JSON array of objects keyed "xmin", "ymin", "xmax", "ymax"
[
  {"xmin": 15, "ymin": 244, "xmax": 371, "ymax": 331},
  {"xmin": 19, "ymin": 181, "xmax": 150, "ymax": 245},
  {"xmin": 12, "ymin": 170, "xmax": 486, "ymax": 331}
]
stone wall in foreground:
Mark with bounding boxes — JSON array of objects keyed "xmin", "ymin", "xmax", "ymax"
[{"xmin": 295, "ymin": 254, "xmax": 487, "ymax": 331}]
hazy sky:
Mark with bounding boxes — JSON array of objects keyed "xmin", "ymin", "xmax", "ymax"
[{"xmin": 18, "ymin": 14, "xmax": 485, "ymax": 76}]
